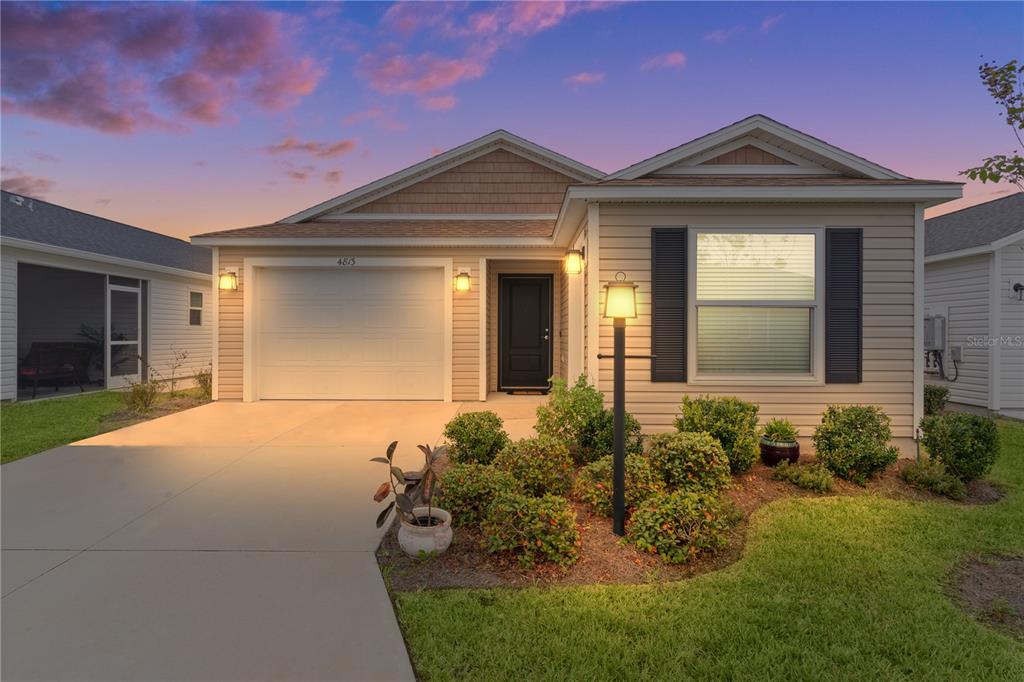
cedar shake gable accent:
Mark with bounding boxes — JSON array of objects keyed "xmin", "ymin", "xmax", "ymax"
[{"xmin": 699, "ymin": 144, "xmax": 795, "ymax": 165}]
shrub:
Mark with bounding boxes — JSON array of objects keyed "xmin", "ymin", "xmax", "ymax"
[
  {"xmin": 772, "ymin": 461, "xmax": 834, "ymax": 493},
  {"xmin": 493, "ymin": 437, "xmax": 573, "ymax": 497},
  {"xmin": 573, "ymin": 454, "xmax": 664, "ymax": 516},
  {"xmin": 439, "ymin": 463, "xmax": 522, "ymax": 526},
  {"xmin": 443, "ymin": 411, "xmax": 510, "ymax": 465},
  {"xmin": 194, "ymin": 365, "xmax": 213, "ymax": 401},
  {"xmin": 481, "ymin": 493, "xmax": 580, "ymax": 568},
  {"xmin": 536, "ymin": 375, "xmax": 642, "ymax": 464},
  {"xmin": 122, "ymin": 378, "xmax": 160, "ymax": 414},
  {"xmin": 675, "ymin": 395, "xmax": 759, "ymax": 474},
  {"xmin": 924, "ymin": 385, "xmax": 950, "ymax": 416},
  {"xmin": 919, "ymin": 413, "xmax": 999, "ymax": 482},
  {"xmin": 762, "ymin": 418, "xmax": 798, "ymax": 443},
  {"xmin": 648, "ymin": 432, "xmax": 731, "ymax": 494},
  {"xmin": 812, "ymin": 405, "xmax": 900, "ymax": 485},
  {"xmin": 899, "ymin": 458, "xmax": 967, "ymax": 500},
  {"xmin": 626, "ymin": 491, "xmax": 733, "ymax": 564}
]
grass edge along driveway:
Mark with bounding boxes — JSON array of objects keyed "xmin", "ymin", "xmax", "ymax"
[{"xmin": 394, "ymin": 421, "xmax": 1024, "ymax": 681}]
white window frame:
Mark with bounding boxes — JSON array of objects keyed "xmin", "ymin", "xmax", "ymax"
[
  {"xmin": 188, "ymin": 290, "xmax": 204, "ymax": 327},
  {"xmin": 687, "ymin": 226, "xmax": 825, "ymax": 385}
]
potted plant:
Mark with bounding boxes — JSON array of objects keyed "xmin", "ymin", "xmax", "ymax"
[
  {"xmin": 372, "ymin": 441, "xmax": 453, "ymax": 557},
  {"xmin": 760, "ymin": 418, "xmax": 800, "ymax": 466}
]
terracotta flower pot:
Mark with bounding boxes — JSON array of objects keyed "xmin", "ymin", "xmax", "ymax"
[
  {"xmin": 398, "ymin": 507, "xmax": 453, "ymax": 558},
  {"xmin": 760, "ymin": 438, "xmax": 800, "ymax": 466}
]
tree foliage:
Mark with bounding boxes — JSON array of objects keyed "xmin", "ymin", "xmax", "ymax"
[{"xmin": 961, "ymin": 59, "xmax": 1024, "ymax": 191}]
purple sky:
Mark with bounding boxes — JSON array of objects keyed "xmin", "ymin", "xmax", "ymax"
[{"xmin": 1, "ymin": 1, "xmax": 1021, "ymax": 240}]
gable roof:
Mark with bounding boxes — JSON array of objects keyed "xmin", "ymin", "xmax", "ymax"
[
  {"xmin": 925, "ymin": 193, "xmax": 1024, "ymax": 257},
  {"xmin": 1, "ymin": 191, "xmax": 211, "ymax": 275},
  {"xmin": 604, "ymin": 114, "xmax": 907, "ymax": 181},
  {"xmin": 280, "ymin": 129, "xmax": 604, "ymax": 223},
  {"xmin": 192, "ymin": 218, "xmax": 554, "ymax": 240}
]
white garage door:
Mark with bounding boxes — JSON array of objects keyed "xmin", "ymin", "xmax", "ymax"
[{"xmin": 256, "ymin": 267, "xmax": 445, "ymax": 400}]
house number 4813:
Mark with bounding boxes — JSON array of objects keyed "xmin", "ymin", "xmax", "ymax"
[{"xmin": 336, "ymin": 257, "xmax": 356, "ymax": 266}]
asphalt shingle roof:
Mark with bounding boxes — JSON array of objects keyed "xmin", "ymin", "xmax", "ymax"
[
  {"xmin": 192, "ymin": 219, "xmax": 555, "ymax": 239},
  {"xmin": 925, "ymin": 193, "xmax": 1024, "ymax": 257},
  {"xmin": 1, "ymin": 191, "xmax": 211, "ymax": 274}
]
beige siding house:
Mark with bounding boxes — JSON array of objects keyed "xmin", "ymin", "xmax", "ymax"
[{"xmin": 193, "ymin": 116, "xmax": 962, "ymax": 453}]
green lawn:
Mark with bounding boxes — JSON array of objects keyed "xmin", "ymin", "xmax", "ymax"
[
  {"xmin": 1, "ymin": 389, "xmax": 203, "ymax": 464},
  {"xmin": 395, "ymin": 421, "xmax": 1024, "ymax": 681}
]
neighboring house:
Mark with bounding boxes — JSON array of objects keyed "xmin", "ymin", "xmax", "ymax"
[
  {"xmin": 1, "ymin": 191, "xmax": 212, "ymax": 400},
  {"xmin": 924, "ymin": 194, "xmax": 1024, "ymax": 419},
  {"xmin": 192, "ymin": 115, "xmax": 962, "ymax": 453}
]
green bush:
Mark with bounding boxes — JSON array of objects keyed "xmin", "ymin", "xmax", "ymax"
[
  {"xmin": 443, "ymin": 411, "xmax": 510, "ymax": 465},
  {"xmin": 626, "ymin": 491, "xmax": 733, "ymax": 564},
  {"xmin": 772, "ymin": 461, "xmax": 834, "ymax": 493},
  {"xmin": 493, "ymin": 436, "xmax": 573, "ymax": 497},
  {"xmin": 762, "ymin": 418, "xmax": 798, "ymax": 443},
  {"xmin": 899, "ymin": 458, "xmax": 967, "ymax": 500},
  {"xmin": 648, "ymin": 431, "xmax": 732, "ymax": 494},
  {"xmin": 675, "ymin": 395, "xmax": 759, "ymax": 474},
  {"xmin": 536, "ymin": 375, "xmax": 642, "ymax": 464},
  {"xmin": 439, "ymin": 463, "xmax": 522, "ymax": 526},
  {"xmin": 924, "ymin": 385, "xmax": 950, "ymax": 416},
  {"xmin": 122, "ymin": 378, "xmax": 160, "ymax": 414},
  {"xmin": 812, "ymin": 405, "xmax": 900, "ymax": 485},
  {"xmin": 573, "ymin": 454, "xmax": 664, "ymax": 516},
  {"xmin": 194, "ymin": 365, "xmax": 213, "ymax": 401},
  {"xmin": 919, "ymin": 413, "xmax": 999, "ymax": 482},
  {"xmin": 481, "ymin": 493, "xmax": 580, "ymax": 568}
]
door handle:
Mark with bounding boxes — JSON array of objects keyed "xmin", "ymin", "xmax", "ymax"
[{"xmin": 542, "ymin": 328, "xmax": 550, "ymax": 341}]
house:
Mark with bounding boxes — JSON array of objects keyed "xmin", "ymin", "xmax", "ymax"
[
  {"xmin": 924, "ymin": 193, "xmax": 1024, "ymax": 419},
  {"xmin": 191, "ymin": 115, "xmax": 962, "ymax": 454},
  {"xmin": 1, "ymin": 191, "xmax": 212, "ymax": 400}
]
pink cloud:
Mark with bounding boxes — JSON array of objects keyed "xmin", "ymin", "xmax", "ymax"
[
  {"xmin": 0, "ymin": 3, "xmax": 323, "ymax": 133},
  {"xmin": 761, "ymin": 14, "xmax": 785, "ymax": 31},
  {"xmin": 342, "ymin": 105, "xmax": 408, "ymax": 131},
  {"xmin": 266, "ymin": 136, "xmax": 358, "ymax": 159},
  {"xmin": 325, "ymin": 169, "xmax": 344, "ymax": 183},
  {"xmin": 29, "ymin": 151, "xmax": 59, "ymax": 163},
  {"xmin": 0, "ymin": 165, "xmax": 54, "ymax": 199},
  {"xmin": 420, "ymin": 94, "xmax": 458, "ymax": 111},
  {"xmin": 565, "ymin": 71, "xmax": 605, "ymax": 87},
  {"xmin": 641, "ymin": 51, "xmax": 687, "ymax": 71},
  {"xmin": 359, "ymin": 47, "xmax": 491, "ymax": 95},
  {"xmin": 96, "ymin": 198, "xmax": 112, "ymax": 206},
  {"xmin": 704, "ymin": 25, "xmax": 745, "ymax": 43}
]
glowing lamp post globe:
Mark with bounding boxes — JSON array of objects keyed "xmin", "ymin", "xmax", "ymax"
[{"xmin": 602, "ymin": 272, "xmax": 638, "ymax": 536}]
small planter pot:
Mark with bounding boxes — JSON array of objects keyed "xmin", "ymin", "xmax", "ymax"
[
  {"xmin": 398, "ymin": 507, "xmax": 453, "ymax": 558},
  {"xmin": 760, "ymin": 438, "xmax": 800, "ymax": 467}
]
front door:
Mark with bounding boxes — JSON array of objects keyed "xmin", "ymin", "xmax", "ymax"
[{"xmin": 499, "ymin": 275, "xmax": 552, "ymax": 391}]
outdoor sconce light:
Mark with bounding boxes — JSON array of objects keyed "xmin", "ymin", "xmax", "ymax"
[
  {"xmin": 603, "ymin": 272, "xmax": 638, "ymax": 319},
  {"xmin": 454, "ymin": 271, "xmax": 471, "ymax": 292},
  {"xmin": 218, "ymin": 271, "xmax": 238, "ymax": 291},
  {"xmin": 563, "ymin": 248, "xmax": 585, "ymax": 275}
]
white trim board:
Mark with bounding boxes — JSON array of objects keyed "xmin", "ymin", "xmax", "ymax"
[
  {"xmin": 658, "ymin": 136, "xmax": 841, "ymax": 176},
  {"xmin": 241, "ymin": 256, "xmax": 454, "ymax": 403}
]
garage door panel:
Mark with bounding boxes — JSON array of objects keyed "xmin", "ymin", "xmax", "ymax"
[{"xmin": 256, "ymin": 267, "xmax": 445, "ymax": 400}]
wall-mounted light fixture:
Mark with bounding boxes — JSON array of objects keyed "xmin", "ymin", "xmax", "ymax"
[
  {"xmin": 218, "ymin": 271, "xmax": 238, "ymax": 291},
  {"xmin": 564, "ymin": 248, "xmax": 585, "ymax": 275},
  {"xmin": 454, "ymin": 271, "xmax": 472, "ymax": 292}
]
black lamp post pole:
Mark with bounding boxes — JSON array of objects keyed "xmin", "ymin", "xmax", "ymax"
[{"xmin": 612, "ymin": 316, "xmax": 626, "ymax": 536}]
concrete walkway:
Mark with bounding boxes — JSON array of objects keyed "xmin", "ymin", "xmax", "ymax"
[{"xmin": 2, "ymin": 396, "xmax": 541, "ymax": 681}]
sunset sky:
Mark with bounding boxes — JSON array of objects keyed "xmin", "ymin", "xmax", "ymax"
[{"xmin": 1, "ymin": 1, "xmax": 1021, "ymax": 240}]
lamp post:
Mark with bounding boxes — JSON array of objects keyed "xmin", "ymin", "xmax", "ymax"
[{"xmin": 601, "ymin": 272, "xmax": 638, "ymax": 536}]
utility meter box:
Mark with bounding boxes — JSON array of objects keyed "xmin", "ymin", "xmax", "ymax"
[{"xmin": 924, "ymin": 315, "xmax": 947, "ymax": 352}]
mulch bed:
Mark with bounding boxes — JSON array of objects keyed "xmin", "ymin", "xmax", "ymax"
[
  {"xmin": 378, "ymin": 457, "xmax": 1005, "ymax": 592},
  {"xmin": 949, "ymin": 554, "xmax": 1024, "ymax": 641},
  {"xmin": 102, "ymin": 394, "xmax": 208, "ymax": 431}
]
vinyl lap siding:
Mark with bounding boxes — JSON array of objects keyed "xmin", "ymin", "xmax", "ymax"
[
  {"xmin": 923, "ymin": 254, "xmax": 990, "ymax": 408},
  {"xmin": 148, "ymin": 278, "xmax": 213, "ymax": 388},
  {"xmin": 597, "ymin": 202, "xmax": 918, "ymax": 448},
  {"xmin": 1000, "ymin": 240, "xmax": 1024, "ymax": 409}
]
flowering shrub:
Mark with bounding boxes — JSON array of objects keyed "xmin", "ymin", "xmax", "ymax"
[
  {"xmin": 812, "ymin": 405, "xmax": 900, "ymax": 485},
  {"xmin": 573, "ymin": 453, "xmax": 664, "ymax": 517},
  {"xmin": 626, "ymin": 491, "xmax": 733, "ymax": 564},
  {"xmin": 443, "ymin": 411, "xmax": 510, "ymax": 465},
  {"xmin": 648, "ymin": 431, "xmax": 732, "ymax": 494},
  {"xmin": 493, "ymin": 436, "xmax": 574, "ymax": 497},
  {"xmin": 481, "ymin": 493, "xmax": 580, "ymax": 568},
  {"xmin": 919, "ymin": 413, "xmax": 999, "ymax": 482},
  {"xmin": 439, "ymin": 463, "xmax": 522, "ymax": 526},
  {"xmin": 675, "ymin": 395, "xmax": 759, "ymax": 474}
]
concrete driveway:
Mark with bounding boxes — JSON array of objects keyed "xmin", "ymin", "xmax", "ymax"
[{"xmin": 1, "ymin": 397, "xmax": 539, "ymax": 681}]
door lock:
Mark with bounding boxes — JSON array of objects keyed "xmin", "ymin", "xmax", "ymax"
[{"xmin": 543, "ymin": 328, "xmax": 550, "ymax": 341}]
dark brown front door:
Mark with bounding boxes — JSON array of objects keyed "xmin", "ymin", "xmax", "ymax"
[{"xmin": 499, "ymin": 275, "xmax": 553, "ymax": 390}]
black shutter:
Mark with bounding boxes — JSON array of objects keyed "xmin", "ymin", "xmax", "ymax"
[
  {"xmin": 825, "ymin": 228, "xmax": 863, "ymax": 383},
  {"xmin": 651, "ymin": 228, "xmax": 687, "ymax": 382}
]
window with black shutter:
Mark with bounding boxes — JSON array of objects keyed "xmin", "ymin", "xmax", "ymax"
[
  {"xmin": 651, "ymin": 228, "xmax": 687, "ymax": 382},
  {"xmin": 825, "ymin": 228, "xmax": 863, "ymax": 383}
]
